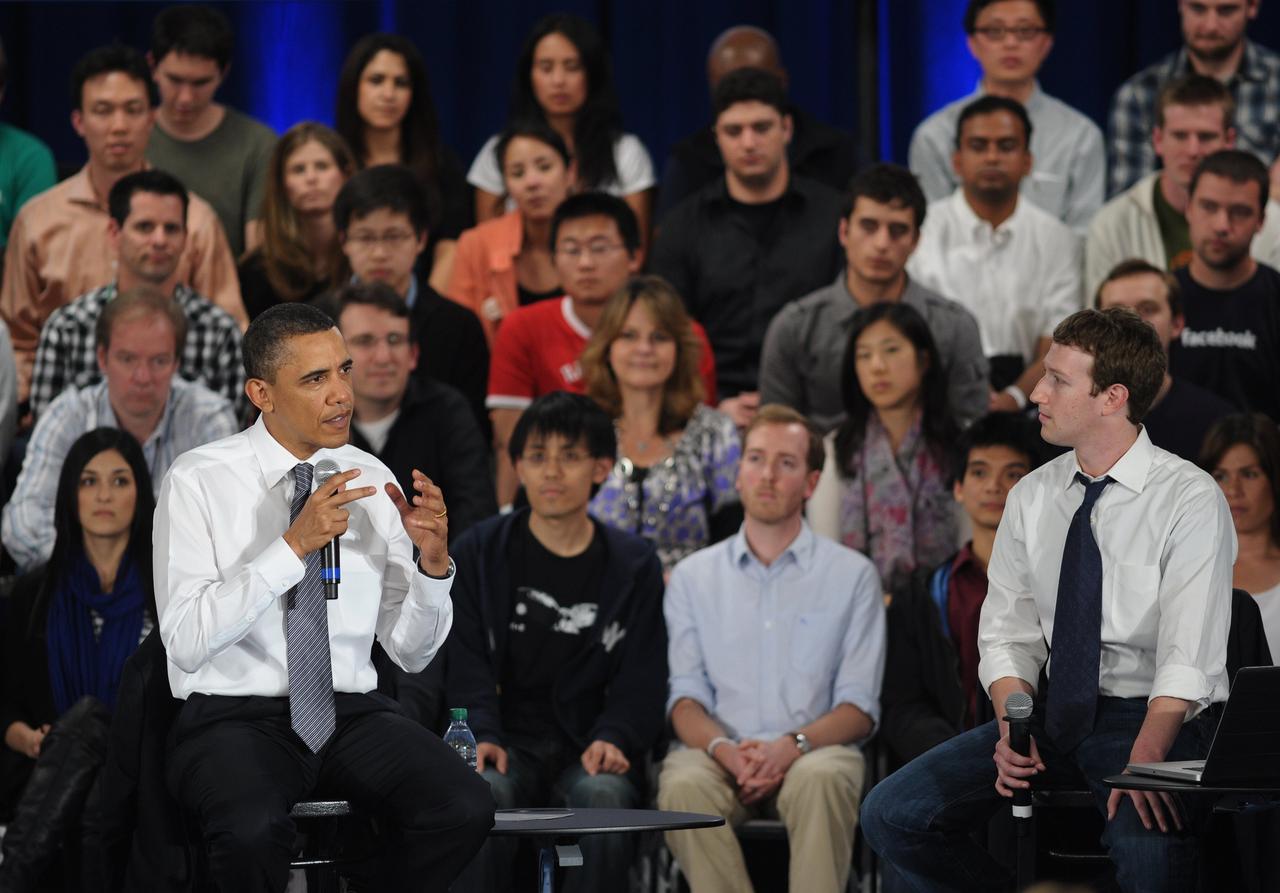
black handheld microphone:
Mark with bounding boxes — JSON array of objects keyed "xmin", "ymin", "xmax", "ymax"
[
  {"xmin": 1005, "ymin": 691, "xmax": 1034, "ymax": 821},
  {"xmin": 314, "ymin": 459, "xmax": 342, "ymax": 600}
]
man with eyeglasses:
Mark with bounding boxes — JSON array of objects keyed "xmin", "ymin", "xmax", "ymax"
[
  {"xmin": 908, "ymin": 0, "xmax": 1104, "ymax": 233},
  {"xmin": 486, "ymin": 193, "xmax": 718, "ymax": 507},
  {"xmin": 1109, "ymin": 0, "xmax": 1280, "ymax": 196},
  {"xmin": 333, "ymin": 164, "xmax": 489, "ymax": 438},
  {"xmin": 445, "ymin": 391, "xmax": 667, "ymax": 893}
]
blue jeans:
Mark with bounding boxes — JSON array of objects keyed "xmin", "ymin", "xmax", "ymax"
[{"xmin": 861, "ymin": 697, "xmax": 1218, "ymax": 893}]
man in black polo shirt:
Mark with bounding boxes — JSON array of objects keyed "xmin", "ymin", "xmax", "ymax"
[
  {"xmin": 651, "ymin": 67, "xmax": 844, "ymax": 427},
  {"xmin": 1172, "ymin": 149, "xmax": 1280, "ymax": 421}
]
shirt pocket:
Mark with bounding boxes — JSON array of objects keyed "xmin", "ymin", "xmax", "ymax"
[
  {"xmin": 1026, "ymin": 171, "xmax": 1068, "ymax": 219},
  {"xmin": 788, "ymin": 611, "xmax": 840, "ymax": 678},
  {"xmin": 1107, "ymin": 563, "xmax": 1161, "ymax": 646}
]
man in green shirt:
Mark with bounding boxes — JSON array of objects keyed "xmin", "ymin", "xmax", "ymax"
[
  {"xmin": 0, "ymin": 36, "xmax": 56, "ymax": 256},
  {"xmin": 145, "ymin": 4, "xmax": 276, "ymax": 257}
]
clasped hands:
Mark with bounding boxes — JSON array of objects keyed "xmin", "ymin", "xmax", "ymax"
[
  {"xmin": 474, "ymin": 739, "xmax": 631, "ymax": 776},
  {"xmin": 713, "ymin": 736, "xmax": 801, "ymax": 805}
]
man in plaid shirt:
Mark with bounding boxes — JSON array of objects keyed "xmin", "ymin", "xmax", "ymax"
[
  {"xmin": 28, "ymin": 169, "xmax": 246, "ymax": 420},
  {"xmin": 1108, "ymin": 0, "xmax": 1280, "ymax": 196}
]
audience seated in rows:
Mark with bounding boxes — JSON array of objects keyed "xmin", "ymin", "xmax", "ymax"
[
  {"xmin": 656, "ymin": 25, "xmax": 860, "ymax": 222},
  {"xmin": 909, "ymin": 0, "xmax": 1104, "ymax": 231},
  {"xmin": 334, "ymin": 281, "xmax": 494, "ymax": 539},
  {"xmin": 30, "ymin": 169, "xmax": 247, "ymax": 420},
  {"xmin": 469, "ymin": 14, "xmax": 654, "ymax": 239},
  {"xmin": 760, "ymin": 163, "xmax": 989, "ymax": 433},
  {"xmin": 446, "ymin": 118, "xmax": 573, "ymax": 345},
  {"xmin": 486, "ymin": 193, "xmax": 716, "ymax": 506},
  {"xmin": 1171, "ymin": 149, "xmax": 1280, "ymax": 420},
  {"xmin": 1108, "ymin": 0, "xmax": 1280, "ymax": 195},
  {"xmin": 3, "ymin": 288, "xmax": 236, "ymax": 572},
  {"xmin": 336, "ymin": 33, "xmax": 471, "ymax": 292},
  {"xmin": 879, "ymin": 412, "xmax": 1044, "ymax": 768},
  {"xmin": 1095, "ymin": 259, "xmax": 1234, "ymax": 460},
  {"xmin": 1202, "ymin": 412, "xmax": 1280, "ymax": 652},
  {"xmin": 651, "ymin": 66, "xmax": 843, "ymax": 425},
  {"xmin": 0, "ymin": 428, "xmax": 154, "ymax": 890},
  {"xmin": 145, "ymin": 5, "xmax": 276, "ymax": 259},
  {"xmin": 238, "ymin": 122, "xmax": 355, "ymax": 321},
  {"xmin": 582, "ymin": 276, "xmax": 741, "ymax": 573},
  {"xmin": 446, "ymin": 392, "xmax": 666, "ymax": 893},
  {"xmin": 658, "ymin": 404, "xmax": 885, "ymax": 893},
  {"xmin": 331, "ymin": 164, "xmax": 489, "ymax": 436},
  {"xmin": 808, "ymin": 302, "xmax": 959, "ymax": 593},
  {"xmin": 908, "ymin": 94, "xmax": 1082, "ymax": 412},
  {"xmin": 0, "ymin": 35, "xmax": 55, "ymax": 259},
  {"xmin": 1, "ymin": 44, "xmax": 243, "ymax": 401}
]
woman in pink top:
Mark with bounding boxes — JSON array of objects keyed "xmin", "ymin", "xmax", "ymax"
[{"xmin": 446, "ymin": 120, "xmax": 574, "ymax": 346}]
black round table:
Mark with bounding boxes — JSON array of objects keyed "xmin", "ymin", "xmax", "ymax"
[{"xmin": 490, "ymin": 807, "xmax": 724, "ymax": 892}]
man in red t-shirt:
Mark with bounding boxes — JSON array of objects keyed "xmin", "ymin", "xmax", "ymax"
[{"xmin": 488, "ymin": 193, "xmax": 717, "ymax": 506}]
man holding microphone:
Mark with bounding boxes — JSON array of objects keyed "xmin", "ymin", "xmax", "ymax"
[
  {"xmin": 861, "ymin": 307, "xmax": 1235, "ymax": 893},
  {"xmin": 155, "ymin": 303, "xmax": 492, "ymax": 892}
]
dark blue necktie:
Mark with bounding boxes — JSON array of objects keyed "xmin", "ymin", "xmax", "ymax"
[
  {"xmin": 285, "ymin": 463, "xmax": 336, "ymax": 753},
  {"xmin": 1046, "ymin": 473, "xmax": 1113, "ymax": 752}
]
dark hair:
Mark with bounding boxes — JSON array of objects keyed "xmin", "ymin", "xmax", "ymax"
[
  {"xmin": 1051, "ymin": 307, "xmax": 1165, "ymax": 424},
  {"xmin": 549, "ymin": 192, "xmax": 640, "ymax": 254},
  {"xmin": 335, "ymin": 34, "xmax": 447, "ymax": 189},
  {"xmin": 333, "ymin": 164, "xmax": 433, "ymax": 236},
  {"xmin": 96, "ymin": 287, "xmax": 187, "ymax": 356},
  {"xmin": 712, "ymin": 66, "xmax": 789, "ymax": 119},
  {"xmin": 107, "ymin": 169, "xmax": 189, "ymax": 228},
  {"xmin": 1200, "ymin": 413, "xmax": 1280, "ymax": 547},
  {"xmin": 45, "ymin": 427, "xmax": 156, "ymax": 620},
  {"xmin": 744, "ymin": 404, "xmax": 826, "ymax": 473},
  {"xmin": 334, "ymin": 280, "xmax": 417, "ymax": 341},
  {"xmin": 1095, "ymin": 258, "xmax": 1183, "ymax": 319},
  {"xmin": 951, "ymin": 412, "xmax": 1045, "ymax": 487},
  {"xmin": 1156, "ymin": 73, "xmax": 1234, "ymax": 130},
  {"xmin": 244, "ymin": 302, "xmax": 335, "ymax": 382},
  {"xmin": 507, "ymin": 391, "xmax": 616, "ymax": 464},
  {"xmin": 150, "ymin": 4, "xmax": 234, "ymax": 70},
  {"xmin": 842, "ymin": 163, "xmax": 927, "ymax": 229},
  {"xmin": 835, "ymin": 302, "xmax": 958, "ymax": 473},
  {"xmin": 1189, "ymin": 149, "xmax": 1270, "ymax": 211},
  {"xmin": 71, "ymin": 44, "xmax": 158, "ymax": 110},
  {"xmin": 495, "ymin": 117, "xmax": 573, "ymax": 173},
  {"xmin": 511, "ymin": 15, "xmax": 622, "ymax": 190},
  {"xmin": 964, "ymin": 0, "xmax": 1055, "ymax": 32},
  {"xmin": 954, "ymin": 94, "xmax": 1032, "ymax": 149}
]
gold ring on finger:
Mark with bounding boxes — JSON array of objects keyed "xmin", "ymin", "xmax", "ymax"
[{"xmin": 434, "ymin": 509, "xmax": 447, "ymax": 519}]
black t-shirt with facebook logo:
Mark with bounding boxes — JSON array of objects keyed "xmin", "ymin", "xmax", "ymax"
[
  {"xmin": 500, "ymin": 515, "xmax": 606, "ymax": 741},
  {"xmin": 1171, "ymin": 264, "xmax": 1280, "ymax": 421}
]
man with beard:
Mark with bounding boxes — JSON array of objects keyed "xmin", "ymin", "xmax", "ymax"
[
  {"xmin": 1171, "ymin": 148, "xmax": 1280, "ymax": 419},
  {"xmin": 907, "ymin": 95, "xmax": 1081, "ymax": 413},
  {"xmin": 1109, "ymin": 0, "xmax": 1280, "ymax": 196}
]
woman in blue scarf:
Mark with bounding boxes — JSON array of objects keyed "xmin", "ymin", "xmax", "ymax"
[{"xmin": 0, "ymin": 427, "xmax": 154, "ymax": 891}]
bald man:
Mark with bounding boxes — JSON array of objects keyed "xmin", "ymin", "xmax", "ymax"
[{"xmin": 655, "ymin": 25, "xmax": 861, "ymax": 222}]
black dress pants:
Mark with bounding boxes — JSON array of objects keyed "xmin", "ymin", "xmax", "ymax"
[{"xmin": 166, "ymin": 691, "xmax": 494, "ymax": 893}]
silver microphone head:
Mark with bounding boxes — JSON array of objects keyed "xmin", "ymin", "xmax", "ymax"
[
  {"xmin": 1005, "ymin": 691, "xmax": 1034, "ymax": 720},
  {"xmin": 313, "ymin": 459, "xmax": 341, "ymax": 488}
]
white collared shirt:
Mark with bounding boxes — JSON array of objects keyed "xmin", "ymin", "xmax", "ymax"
[
  {"xmin": 978, "ymin": 428, "xmax": 1236, "ymax": 716},
  {"xmin": 907, "ymin": 189, "xmax": 1083, "ymax": 362},
  {"xmin": 154, "ymin": 415, "xmax": 453, "ymax": 699}
]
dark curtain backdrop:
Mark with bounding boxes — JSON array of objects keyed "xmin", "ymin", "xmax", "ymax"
[{"xmin": 2, "ymin": 1, "xmax": 1280, "ymax": 177}]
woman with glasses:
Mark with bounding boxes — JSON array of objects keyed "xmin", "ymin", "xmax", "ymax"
[
  {"xmin": 581, "ymin": 276, "xmax": 740, "ymax": 574},
  {"xmin": 447, "ymin": 119, "xmax": 574, "ymax": 346}
]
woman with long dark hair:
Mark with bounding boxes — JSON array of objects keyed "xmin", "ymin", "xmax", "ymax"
[
  {"xmin": 808, "ymin": 302, "xmax": 959, "ymax": 592},
  {"xmin": 0, "ymin": 428, "xmax": 155, "ymax": 890},
  {"xmin": 468, "ymin": 14, "xmax": 654, "ymax": 238},
  {"xmin": 336, "ymin": 33, "xmax": 471, "ymax": 291}
]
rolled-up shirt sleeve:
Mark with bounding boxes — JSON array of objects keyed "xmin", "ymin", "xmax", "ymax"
[
  {"xmin": 979, "ymin": 487, "xmax": 1048, "ymax": 695},
  {"xmin": 373, "ymin": 505, "xmax": 454, "ymax": 675},
  {"xmin": 832, "ymin": 557, "xmax": 886, "ymax": 730},
  {"xmin": 664, "ymin": 561, "xmax": 716, "ymax": 717}
]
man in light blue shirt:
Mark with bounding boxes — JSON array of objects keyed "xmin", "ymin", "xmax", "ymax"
[{"xmin": 657, "ymin": 404, "xmax": 885, "ymax": 893}]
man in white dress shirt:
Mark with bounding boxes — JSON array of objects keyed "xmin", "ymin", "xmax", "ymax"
[
  {"xmin": 907, "ymin": 94, "xmax": 1082, "ymax": 414},
  {"xmin": 862, "ymin": 307, "xmax": 1235, "ymax": 893},
  {"xmin": 155, "ymin": 302, "xmax": 492, "ymax": 892}
]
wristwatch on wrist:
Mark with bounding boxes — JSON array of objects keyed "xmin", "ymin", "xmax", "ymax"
[{"xmin": 791, "ymin": 731, "xmax": 812, "ymax": 755}]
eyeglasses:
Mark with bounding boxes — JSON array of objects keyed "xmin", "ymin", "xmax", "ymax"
[
  {"xmin": 346, "ymin": 230, "xmax": 416, "ymax": 250},
  {"xmin": 555, "ymin": 241, "xmax": 626, "ymax": 260},
  {"xmin": 973, "ymin": 25, "xmax": 1048, "ymax": 42},
  {"xmin": 346, "ymin": 332, "xmax": 411, "ymax": 350}
]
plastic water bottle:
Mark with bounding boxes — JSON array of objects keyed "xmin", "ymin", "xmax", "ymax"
[{"xmin": 443, "ymin": 707, "xmax": 478, "ymax": 769}]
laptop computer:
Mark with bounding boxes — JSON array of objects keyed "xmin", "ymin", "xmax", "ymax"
[{"xmin": 1126, "ymin": 666, "xmax": 1280, "ymax": 784}]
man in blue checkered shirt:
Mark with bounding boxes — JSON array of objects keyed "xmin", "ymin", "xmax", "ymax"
[{"xmin": 1108, "ymin": 0, "xmax": 1280, "ymax": 196}]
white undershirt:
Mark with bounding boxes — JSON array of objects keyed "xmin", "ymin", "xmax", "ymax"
[{"xmin": 353, "ymin": 409, "xmax": 400, "ymax": 455}]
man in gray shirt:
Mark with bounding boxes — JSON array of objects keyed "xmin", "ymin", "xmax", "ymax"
[
  {"xmin": 760, "ymin": 164, "xmax": 989, "ymax": 433},
  {"xmin": 907, "ymin": 0, "xmax": 1104, "ymax": 232},
  {"xmin": 146, "ymin": 4, "xmax": 275, "ymax": 257}
]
